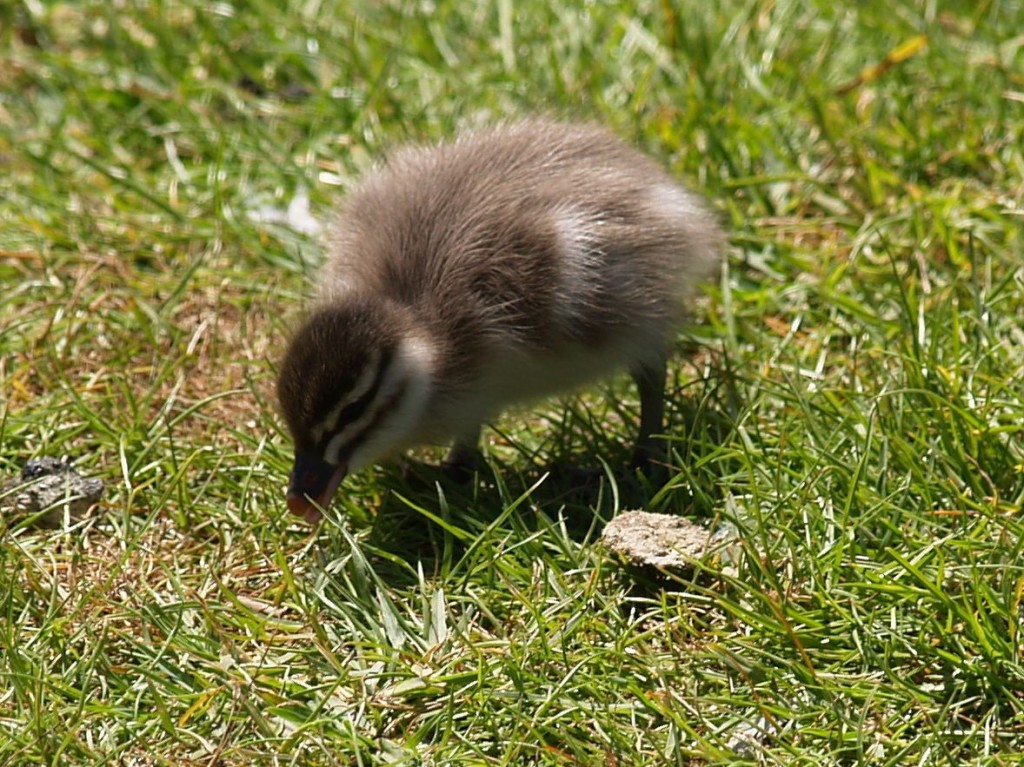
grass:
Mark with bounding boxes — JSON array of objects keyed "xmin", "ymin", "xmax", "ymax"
[{"xmin": 1, "ymin": 0, "xmax": 1022, "ymax": 764}]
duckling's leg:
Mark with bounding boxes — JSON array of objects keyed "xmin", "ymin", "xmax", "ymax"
[
  {"xmin": 442, "ymin": 428, "xmax": 483, "ymax": 480},
  {"xmin": 630, "ymin": 355, "xmax": 667, "ymax": 469}
]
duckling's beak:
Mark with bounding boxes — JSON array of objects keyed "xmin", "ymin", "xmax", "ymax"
[{"xmin": 286, "ymin": 451, "xmax": 347, "ymax": 523}]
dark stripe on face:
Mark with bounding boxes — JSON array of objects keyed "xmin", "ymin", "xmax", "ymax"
[
  {"xmin": 331, "ymin": 379, "xmax": 409, "ymax": 469},
  {"xmin": 317, "ymin": 346, "xmax": 396, "ymax": 461}
]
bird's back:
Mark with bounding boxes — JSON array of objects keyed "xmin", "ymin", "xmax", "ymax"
[{"xmin": 324, "ymin": 120, "xmax": 719, "ymax": 341}]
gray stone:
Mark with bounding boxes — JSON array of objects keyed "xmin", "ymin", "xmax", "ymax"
[
  {"xmin": 1, "ymin": 457, "xmax": 105, "ymax": 528},
  {"xmin": 601, "ymin": 510, "xmax": 711, "ymax": 569}
]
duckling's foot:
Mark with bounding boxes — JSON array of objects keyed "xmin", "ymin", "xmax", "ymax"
[
  {"xmin": 441, "ymin": 444, "xmax": 482, "ymax": 483},
  {"xmin": 630, "ymin": 448, "xmax": 670, "ymax": 487}
]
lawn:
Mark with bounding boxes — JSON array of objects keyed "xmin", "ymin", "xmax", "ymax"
[{"xmin": 1, "ymin": 0, "xmax": 1023, "ymax": 764}]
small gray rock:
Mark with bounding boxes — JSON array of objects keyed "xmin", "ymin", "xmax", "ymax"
[
  {"xmin": 726, "ymin": 716, "xmax": 774, "ymax": 758},
  {"xmin": 1, "ymin": 457, "xmax": 105, "ymax": 528},
  {"xmin": 601, "ymin": 510, "xmax": 711, "ymax": 569}
]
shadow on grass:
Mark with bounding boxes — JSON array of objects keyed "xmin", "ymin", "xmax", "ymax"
[
  {"xmin": 349, "ymin": 406, "xmax": 735, "ymax": 578},
  {"xmin": 303, "ymin": 355, "xmax": 739, "ymax": 588}
]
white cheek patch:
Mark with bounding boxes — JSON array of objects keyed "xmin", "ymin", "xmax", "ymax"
[
  {"xmin": 323, "ymin": 416, "xmax": 365, "ymax": 465},
  {"xmin": 310, "ymin": 347, "xmax": 383, "ymax": 445},
  {"xmin": 334, "ymin": 334, "xmax": 436, "ymax": 471}
]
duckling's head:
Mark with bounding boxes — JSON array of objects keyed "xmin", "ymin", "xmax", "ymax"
[{"xmin": 277, "ymin": 299, "xmax": 436, "ymax": 521}]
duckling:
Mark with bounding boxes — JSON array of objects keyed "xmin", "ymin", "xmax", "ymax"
[{"xmin": 277, "ymin": 119, "xmax": 724, "ymax": 522}]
